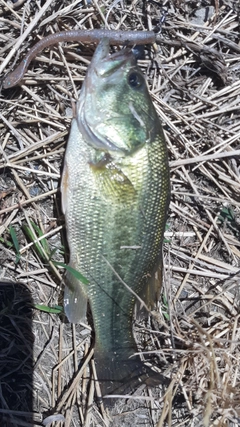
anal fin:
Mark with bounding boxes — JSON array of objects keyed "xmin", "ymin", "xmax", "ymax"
[{"xmin": 64, "ymin": 268, "xmax": 88, "ymax": 324}]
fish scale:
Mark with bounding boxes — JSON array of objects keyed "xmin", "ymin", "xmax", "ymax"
[{"xmin": 61, "ymin": 38, "xmax": 170, "ymax": 401}]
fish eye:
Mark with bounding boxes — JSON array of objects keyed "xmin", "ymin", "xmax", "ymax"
[{"xmin": 128, "ymin": 72, "xmax": 144, "ymax": 89}]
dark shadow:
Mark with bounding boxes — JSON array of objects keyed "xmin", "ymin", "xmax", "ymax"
[{"xmin": 0, "ymin": 281, "xmax": 33, "ymax": 427}]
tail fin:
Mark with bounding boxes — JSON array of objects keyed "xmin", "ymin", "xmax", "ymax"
[{"xmin": 94, "ymin": 347, "xmax": 168, "ymax": 405}]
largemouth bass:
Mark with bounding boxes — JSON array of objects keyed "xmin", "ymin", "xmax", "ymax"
[{"xmin": 61, "ymin": 38, "xmax": 170, "ymax": 400}]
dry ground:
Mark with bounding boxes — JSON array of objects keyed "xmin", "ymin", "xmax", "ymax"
[{"xmin": 0, "ymin": 0, "xmax": 240, "ymax": 426}]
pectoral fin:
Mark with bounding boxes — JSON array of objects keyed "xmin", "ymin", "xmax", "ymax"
[
  {"xmin": 90, "ymin": 158, "xmax": 137, "ymax": 204},
  {"xmin": 64, "ymin": 268, "xmax": 88, "ymax": 324}
]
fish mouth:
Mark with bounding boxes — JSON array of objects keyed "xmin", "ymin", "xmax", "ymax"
[
  {"xmin": 95, "ymin": 44, "xmax": 133, "ymax": 79},
  {"xmin": 88, "ymin": 37, "xmax": 134, "ymax": 78},
  {"xmin": 77, "ymin": 38, "xmax": 136, "ymax": 155}
]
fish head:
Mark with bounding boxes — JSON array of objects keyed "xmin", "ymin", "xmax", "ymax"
[{"xmin": 77, "ymin": 38, "xmax": 160, "ymax": 157}]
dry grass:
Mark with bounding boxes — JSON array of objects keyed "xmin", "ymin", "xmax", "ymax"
[{"xmin": 0, "ymin": 0, "xmax": 240, "ymax": 426}]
